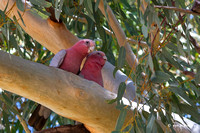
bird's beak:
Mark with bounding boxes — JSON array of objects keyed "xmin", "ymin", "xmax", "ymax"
[
  {"xmin": 87, "ymin": 40, "xmax": 95, "ymax": 53},
  {"xmin": 88, "ymin": 45, "xmax": 95, "ymax": 53},
  {"xmin": 103, "ymin": 55, "xmax": 107, "ymax": 61}
]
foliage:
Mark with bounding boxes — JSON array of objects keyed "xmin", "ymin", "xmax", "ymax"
[{"xmin": 0, "ymin": 0, "xmax": 200, "ymax": 132}]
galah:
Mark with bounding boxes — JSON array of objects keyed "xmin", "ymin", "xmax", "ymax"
[
  {"xmin": 28, "ymin": 39, "xmax": 95, "ymax": 131},
  {"xmin": 74, "ymin": 51, "xmax": 107, "ymax": 126},
  {"xmin": 79, "ymin": 51, "xmax": 107, "ymax": 87}
]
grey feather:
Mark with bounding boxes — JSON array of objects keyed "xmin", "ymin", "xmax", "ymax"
[{"xmin": 50, "ymin": 49, "xmax": 67, "ymax": 67}]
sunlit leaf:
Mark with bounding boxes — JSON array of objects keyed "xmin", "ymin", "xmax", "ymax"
[{"xmin": 29, "ymin": 0, "xmax": 52, "ymax": 7}]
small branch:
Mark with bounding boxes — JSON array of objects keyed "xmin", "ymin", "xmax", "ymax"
[
  {"xmin": 154, "ymin": 5, "xmax": 200, "ymax": 16},
  {"xmin": 16, "ymin": 114, "xmax": 31, "ymax": 133}
]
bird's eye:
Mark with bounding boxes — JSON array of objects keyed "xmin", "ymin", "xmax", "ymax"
[
  {"xmin": 86, "ymin": 41, "xmax": 90, "ymax": 45},
  {"xmin": 97, "ymin": 53, "xmax": 101, "ymax": 55}
]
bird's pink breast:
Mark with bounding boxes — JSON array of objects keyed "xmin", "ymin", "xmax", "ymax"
[{"xmin": 59, "ymin": 49, "xmax": 83, "ymax": 74}]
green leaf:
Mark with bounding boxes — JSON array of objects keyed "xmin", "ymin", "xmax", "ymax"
[
  {"xmin": 146, "ymin": 114, "xmax": 155, "ymax": 133},
  {"xmin": 113, "ymin": 67, "xmax": 118, "ymax": 78},
  {"xmin": 84, "ymin": 0, "xmax": 95, "ymax": 21},
  {"xmin": 115, "ymin": 108, "xmax": 127, "ymax": 131},
  {"xmin": 148, "ymin": 53, "xmax": 155, "ymax": 74},
  {"xmin": 151, "ymin": 71, "xmax": 171, "ymax": 83},
  {"xmin": 87, "ymin": 0, "xmax": 93, "ymax": 14},
  {"xmin": 179, "ymin": 104, "xmax": 200, "ymax": 121},
  {"xmin": 95, "ymin": 0, "xmax": 100, "ymax": 11},
  {"xmin": 30, "ymin": 8, "xmax": 49, "ymax": 19},
  {"xmin": 162, "ymin": 48, "xmax": 184, "ymax": 71},
  {"xmin": 117, "ymin": 82, "xmax": 126, "ymax": 101},
  {"xmin": 168, "ymin": 87, "xmax": 195, "ymax": 107},
  {"xmin": 55, "ymin": 0, "xmax": 64, "ymax": 21},
  {"xmin": 3, "ymin": 111, "xmax": 10, "ymax": 133},
  {"xmin": 117, "ymin": 46, "xmax": 126, "ymax": 68},
  {"xmin": 17, "ymin": 11, "xmax": 25, "ymax": 27},
  {"xmin": 1, "ymin": 93, "xmax": 20, "ymax": 115},
  {"xmin": 29, "ymin": 0, "xmax": 52, "ymax": 7},
  {"xmin": 16, "ymin": 0, "xmax": 25, "ymax": 12},
  {"xmin": 194, "ymin": 65, "xmax": 200, "ymax": 84},
  {"xmin": 189, "ymin": 83, "xmax": 200, "ymax": 97},
  {"xmin": 106, "ymin": 98, "xmax": 117, "ymax": 104},
  {"xmin": 142, "ymin": 25, "xmax": 148, "ymax": 38},
  {"xmin": 79, "ymin": 0, "xmax": 84, "ymax": 5}
]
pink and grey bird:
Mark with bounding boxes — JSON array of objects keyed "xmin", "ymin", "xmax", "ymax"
[
  {"xmin": 28, "ymin": 39, "xmax": 95, "ymax": 131},
  {"xmin": 79, "ymin": 51, "xmax": 107, "ymax": 87}
]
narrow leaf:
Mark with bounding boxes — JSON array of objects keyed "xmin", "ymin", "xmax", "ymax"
[
  {"xmin": 117, "ymin": 82, "xmax": 126, "ymax": 101},
  {"xmin": 115, "ymin": 108, "xmax": 127, "ymax": 130},
  {"xmin": 148, "ymin": 53, "xmax": 155, "ymax": 74},
  {"xmin": 95, "ymin": 0, "xmax": 100, "ymax": 11},
  {"xmin": 17, "ymin": 11, "xmax": 25, "ymax": 27},
  {"xmin": 117, "ymin": 46, "xmax": 126, "ymax": 68},
  {"xmin": 169, "ymin": 87, "xmax": 195, "ymax": 107},
  {"xmin": 151, "ymin": 71, "xmax": 170, "ymax": 83},
  {"xmin": 142, "ymin": 25, "xmax": 148, "ymax": 38},
  {"xmin": 146, "ymin": 114, "xmax": 155, "ymax": 133},
  {"xmin": 16, "ymin": 0, "xmax": 25, "ymax": 11}
]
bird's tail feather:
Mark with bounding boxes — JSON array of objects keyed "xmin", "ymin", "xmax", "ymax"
[{"xmin": 28, "ymin": 104, "xmax": 51, "ymax": 131}]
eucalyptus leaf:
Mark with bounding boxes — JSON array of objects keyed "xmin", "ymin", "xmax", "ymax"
[
  {"xmin": 17, "ymin": 11, "xmax": 25, "ymax": 27},
  {"xmin": 142, "ymin": 25, "xmax": 148, "ymax": 38},
  {"xmin": 55, "ymin": 0, "xmax": 64, "ymax": 21},
  {"xmin": 117, "ymin": 46, "xmax": 126, "ymax": 68},
  {"xmin": 29, "ymin": 0, "xmax": 52, "ymax": 7},
  {"xmin": 169, "ymin": 87, "xmax": 195, "ymax": 107},
  {"xmin": 115, "ymin": 108, "xmax": 127, "ymax": 131},
  {"xmin": 151, "ymin": 71, "xmax": 170, "ymax": 83},
  {"xmin": 162, "ymin": 48, "xmax": 184, "ymax": 71},
  {"xmin": 117, "ymin": 82, "xmax": 126, "ymax": 101},
  {"xmin": 16, "ymin": 0, "xmax": 25, "ymax": 12},
  {"xmin": 146, "ymin": 114, "xmax": 155, "ymax": 133}
]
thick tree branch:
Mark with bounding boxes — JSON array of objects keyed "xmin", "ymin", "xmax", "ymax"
[
  {"xmin": 0, "ymin": 50, "xmax": 199, "ymax": 133},
  {"xmin": 97, "ymin": 0, "xmax": 139, "ymax": 69},
  {"xmin": 0, "ymin": 50, "xmax": 128, "ymax": 133},
  {"xmin": 0, "ymin": 0, "xmax": 136, "ymax": 101},
  {"xmin": 0, "ymin": 0, "xmax": 79, "ymax": 54}
]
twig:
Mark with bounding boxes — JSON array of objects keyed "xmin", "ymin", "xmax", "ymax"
[
  {"xmin": 16, "ymin": 114, "xmax": 31, "ymax": 133},
  {"xmin": 154, "ymin": 5, "xmax": 200, "ymax": 16}
]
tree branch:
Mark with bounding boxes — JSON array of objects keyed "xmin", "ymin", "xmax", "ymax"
[
  {"xmin": 0, "ymin": 50, "xmax": 128, "ymax": 133},
  {"xmin": 97, "ymin": 0, "xmax": 139, "ymax": 69},
  {"xmin": 0, "ymin": 0, "xmax": 136, "ymax": 101},
  {"xmin": 154, "ymin": 5, "xmax": 200, "ymax": 16},
  {"xmin": 0, "ymin": 50, "xmax": 199, "ymax": 133}
]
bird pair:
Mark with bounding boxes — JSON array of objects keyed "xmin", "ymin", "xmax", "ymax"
[{"xmin": 28, "ymin": 39, "xmax": 107, "ymax": 131}]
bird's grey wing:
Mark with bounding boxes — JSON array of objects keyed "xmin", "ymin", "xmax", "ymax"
[{"xmin": 49, "ymin": 49, "xmax": 67, "ymax": 67}]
